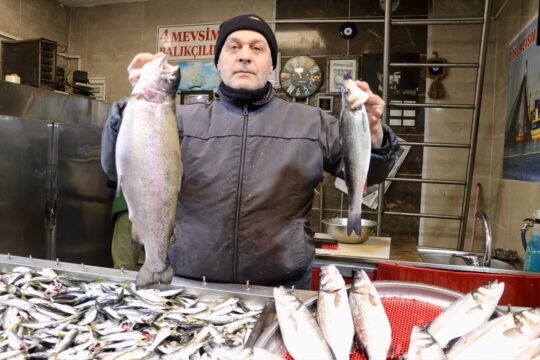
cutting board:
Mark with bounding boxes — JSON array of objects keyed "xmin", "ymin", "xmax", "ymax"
[{"xmin": 315, "ymin": 233, "xmax": 391, "ymax": 260}]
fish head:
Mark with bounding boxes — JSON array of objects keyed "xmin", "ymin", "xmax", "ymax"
[
  {"xmin": 351, "ymin": 269, "xmax": 369, "ymax": 285},
  {"xmin": 410, "ymin": 325, "xmax": 437, "ymax": 348},
  {"xmin": 132, "ymin": 54, "xmax": 181, "ymax": 102},
  {"xmin": 514, "ymin": 308, "xmax": 540, "ymax": 335},
  {"xmin": 473, "ymin": 280, "xmax": 505, "ymax": 303},
  {"xmin": 319, "ymin": 265, "xmax": 345, "ymax": 292},
  {"xmin": 273, "ymin": 286, "xmax": 302, "ymax": 312}
]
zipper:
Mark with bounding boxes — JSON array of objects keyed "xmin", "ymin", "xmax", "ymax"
[{"xmin": 233, "ymin": 103, "xmax": 249, "ymax": 281}]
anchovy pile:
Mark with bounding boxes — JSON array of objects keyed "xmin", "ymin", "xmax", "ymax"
[{"xmin": 0, "ymin": 266, "xmax": 265, "ymax": 359}]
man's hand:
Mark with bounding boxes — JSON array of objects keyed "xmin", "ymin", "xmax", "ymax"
[
  {"xmin": 352, "ymin": 80, "xmax": 385, "ymax": 148},
  {"xmin": 127, "ymin": 52, "xmax": 165, "ymax": 87}
]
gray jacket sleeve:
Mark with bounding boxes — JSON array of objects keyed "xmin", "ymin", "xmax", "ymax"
[
  {"xmin": 366, "ymin": 124, "xmax": 400, "ymax": 185},
  {"xmin": 100, "ymin": 99, "xmax": 127, "ymax": 177},
  {"xmin": 321, "ymin": 110, "xmax": 400, "ymax": 186}
]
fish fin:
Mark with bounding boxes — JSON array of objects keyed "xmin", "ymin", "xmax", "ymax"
[
  {"xmin": 389, "ymin": 342, "xmax": 396, "ymax": 360},
  {"xmin": 444, "ymin": 336, "xmax": 460, "ymax": 351},
  {"xmin": 289, "ymin": 313, "xmax": 299, "ymax": 333},
  {"xmin": 368, "ymin": 292, "xmax": 379, "ymax": 306},
  {"xmin": 130, "ymin": 221, "xmax": 143, "ymax": 246},
  {"xmin": 347, "ymin": 211, "xmax": 362, "ymax": 236},
  {"xmin": 354, "ymin": 338, "xmax": 368, "ymax": 358},
  {"xmin": 135, "ymin": 263, "xmax": 173, "ymax": 289},
  {"xmin": 502, "ymin": 326, "xmax": 523, "ymax": 338},
  {"xmin": 334, "ymin": 292, "xmax": 343, "ymax": 308},
  {"xmin": 361, "ymin": 107, "xmax": 369, "ymax": 131},
  {"xmin": 466, "ymin": 303, "xmax": 483, "ymax": 315}
]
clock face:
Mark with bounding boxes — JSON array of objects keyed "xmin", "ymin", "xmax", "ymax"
[{"xmin": 280, "ymin": 56, "xmax": 322, "ymax": 98}]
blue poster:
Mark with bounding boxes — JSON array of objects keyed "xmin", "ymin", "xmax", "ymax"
[
  {"xmin": 504, "ymin": 17, "xmax": 540, "ymax": 182},
  {"xmin": 177, "ymin": 60, "xmax": 220, "ymax": 91}
]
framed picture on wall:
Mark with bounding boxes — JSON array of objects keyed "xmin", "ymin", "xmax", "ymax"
[
  {"xmin": 177, "ymin": 60, "xmax": 220, "ymax": 91},
  {"xmin": 327, "ymin": 57, "xmax": 359, "ymax": 93},
  {"xmin": 181, "ymin": 90, "xmax": 214, "ymax": 105},
  {"xmin": 316, "ymin": 95, "xmax": 333, "ymax": 112}
]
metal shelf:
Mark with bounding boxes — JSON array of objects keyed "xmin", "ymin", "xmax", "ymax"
[
  {"xmin": 398, "ymin": 141, "xmax": 470, "ymax": 149},
  {"xmin": 389, "ymin": 102, "xmax": 475, "ymax": 109},
  {"xmin": 272, "ymin": 17, "xmax": 484, "ymax": 25},
  {"xmin": 386, "ymin": 177, "xmax": 467, "ymax": 186},
  {"xmin": 384, "ymin": 212, "xmax": 462, "ymax": 221},
  {"xmin": 377, "ymin": 0, "xmax": 494, "ymax": 251},
  {"xmin": 392, "ymin": 18, "xmax": 484, "ymax": 25},
  {"xmin": 390, "ymin": 62, "xmax": 479, "ymax": 68}
]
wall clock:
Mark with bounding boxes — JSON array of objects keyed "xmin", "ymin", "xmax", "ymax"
[{"xmin": 280, "ymin": 56, "xmax": 322, "ymax": 98}]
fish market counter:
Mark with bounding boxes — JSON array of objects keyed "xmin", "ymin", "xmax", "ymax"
[
  {"xmin": 1, "ymin": 252, "xmax": 539, "ymax": 358},
  {"xmin": 0, "ymin": 253, "xmax": 489, "ymax": 359}
]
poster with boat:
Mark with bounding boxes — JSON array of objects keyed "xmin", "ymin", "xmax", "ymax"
[
  {"xmin": 177, "ymin": 60, "xmax": 220, "ymax": 91},
  {"xmin": 504, "ymin": 16, "xmax": 540, "ymax": 182}
]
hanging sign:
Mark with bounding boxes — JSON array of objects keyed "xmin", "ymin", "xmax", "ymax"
[{"xmin": 157, "ymin": 24, "xmax": 220, "ymax": 61}]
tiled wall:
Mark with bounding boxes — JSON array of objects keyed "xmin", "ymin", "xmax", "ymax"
[
  {"xmin": 0, "ymin": 0, "xmax": 71, "ymax": 74},
  {"xmin": 0, "ymin": 0, "xmax": 70, "ymax": 44},
  {"xmin": 419, "ymin": 0, "xmax": 486, "ymax": 249},
  {"xmin": 420, "ymin": 0, "xmax": 540, "ymax": 261},
  {"xmin": 68, "ymin": 0, "xmax": 275, "ymax": 102}
]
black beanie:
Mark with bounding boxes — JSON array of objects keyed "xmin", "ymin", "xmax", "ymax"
[{"xmin": 214, "ymin": 14, "xmax": 278, "ymax": 69}]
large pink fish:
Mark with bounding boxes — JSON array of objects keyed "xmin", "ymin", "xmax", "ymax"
[{"xmin": 116, "ymin": 55, "xmax": 182, "ymax": 288}]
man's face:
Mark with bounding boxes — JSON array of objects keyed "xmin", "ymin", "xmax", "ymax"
[{"xmin": 217, "ymin": 30, "xmax": 273, "ymax": 90}]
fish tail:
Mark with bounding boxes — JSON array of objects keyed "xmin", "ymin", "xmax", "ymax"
[
  {"xmin": 135, "ymin": 263, "xmax": 173, "ymax": 289},
  {"xmin": 116, "ymin": 175, "xmax": 123, "ymax": 197},
  {"xmin": 347, "ymin": 210, "xmax": 362, "ymax": 236}
]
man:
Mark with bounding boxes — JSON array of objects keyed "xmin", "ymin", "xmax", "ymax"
[{"xmin": 101, "ymin": 14, "xmax": 399, "ymax": 289}]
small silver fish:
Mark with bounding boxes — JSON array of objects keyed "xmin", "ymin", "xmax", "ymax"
[
  {"xmin": 407, "ymin": 326, "xmax": 446, "ymax": 360},
  {"xmin": 317, "ymin": 265, "xmax": 354, "ymax": 360},
  {"xmin": 273, "ymin": 286, "xmax": 334, "ymax": 360},
  {"xmin": 0, "ymin": 266, "xmax": 262, "ymax": 359},
  {"xmin": 340, "ymin": 79, "xmax": 371, "ymax": 235},
  {"xmin": 427, "ymin": 280, "xmax": 504, "ymax": 348},
  {"xmin": 2, "ymin": 306, "xmax": 20, "ymax": 332},
  {"xmin": 514, "ymin": 337, "xmax": 540, "ymax": 360},
  {"xmin": 348, "ymin": 270, "xmax": 391, "ymax": 360},
  {"xmin": 52, "ymin": 328, "xmax": 78, "ymax": 355},
  {"xmin": 446, "ymin": 308, "xmax": 540, "ymax": 360}
]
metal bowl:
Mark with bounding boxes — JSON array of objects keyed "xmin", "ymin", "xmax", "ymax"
[{"xmin": 321, "ymin": 217, "xmax": 377, "ymax": 244}]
